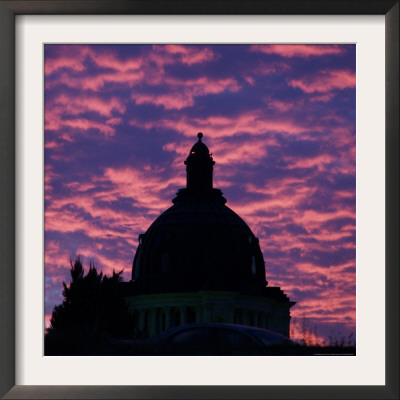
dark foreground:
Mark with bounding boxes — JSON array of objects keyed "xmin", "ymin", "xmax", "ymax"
[{"xmin": 45, "ymin": 323, "xmax": 356, "ymax": 356}]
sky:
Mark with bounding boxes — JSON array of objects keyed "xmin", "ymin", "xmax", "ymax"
[{"xmin": 44, "ymin": 44, "xmax": 356, "ymax": 345}]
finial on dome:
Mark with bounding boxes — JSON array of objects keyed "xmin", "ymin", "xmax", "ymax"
[{"xmin": 197, "ymin": 132, "xmax": 203, "ymax": 141}]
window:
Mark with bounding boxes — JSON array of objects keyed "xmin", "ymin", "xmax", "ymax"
[
  {"xmin": 251, "ymin": 255, "xmax": 256, "ymax": 275},
  {"xmin": 138, "ymin": 233, "xmax": 144, "ymax": 245}
]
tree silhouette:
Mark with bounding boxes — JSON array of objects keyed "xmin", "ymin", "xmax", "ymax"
[{"xmin": 45, "ymin": 257, "xmax": 134, "ymax": 355}]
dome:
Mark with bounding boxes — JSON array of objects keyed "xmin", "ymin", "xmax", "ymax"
[
  {"xmin": 187, "ymin": 132, "xmax": 211, "ymax": 159},
  {"xmin": 131, "ymin": 133, "xmax": 268, "ymax": 296}
]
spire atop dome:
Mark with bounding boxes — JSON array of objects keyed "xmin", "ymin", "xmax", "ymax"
[{"xmin": 184, "ymin": 133, "xmax": 215, "ymax": 191}]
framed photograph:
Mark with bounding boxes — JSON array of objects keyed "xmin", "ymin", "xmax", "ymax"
[{"xmin": 1, "ymin": 1, "xmax": 398, "ymax": 399}]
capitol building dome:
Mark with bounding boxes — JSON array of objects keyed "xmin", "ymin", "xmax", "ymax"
[
  {"xmin": 125, "ymin": 133, "xmax": 294, "ymax": 339},
  {"xmin": 132, "ymin": 132, "xmax": 267, "ymax": 296}
]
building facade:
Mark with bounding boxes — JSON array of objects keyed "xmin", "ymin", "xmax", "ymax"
[{"xmin": 124, "ymin": 133, "xmax": 295, "ymax": 338}]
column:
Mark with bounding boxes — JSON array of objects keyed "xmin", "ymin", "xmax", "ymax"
[
  {"xmin": 257, "ymin": 312, "xmax": 263, "ymax": 328},
  {"xmin": 139, "ymin": 308, "xmax": 145, "ymax": 332},
  {"xmin": 204, "ymin": 305, "xmax": 212, "ymax": 323},
  {"xmin": 245, "ymin": 310, "xmax": 251, "ymax": 326},
  {"xmin": 179, "ymin": 307, "xmax": 185, "ymax": 326},
  {"xmin": 165, "ymin": 307, "xmax": 171, "ymax": 330},
  {"xmin": 160, "ymin": 310, "xmax": 166, "ymax": 332},
  {"xmin": 146, "ymin": 308, "xmax": 154, "ymax": 337},
  {"xmin": 228, "ymin": 307, "xmax": 235, "ymax": 324},
  {"xmin": 196, "ymin": 306, "xmax": 202, "ymax": 323}
]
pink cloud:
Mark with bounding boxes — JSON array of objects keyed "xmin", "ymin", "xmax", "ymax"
[
  {"xmin": 223, "ymin": 172, "xmax": 355, "ymax": 260},
  {"xmin": 106, "ymin": 117, "xmax": 123, "ymax": 126},
  {"xmin": 163, "ymin": 136, "xmax": 279, "ymax": 170},
  {"xmin": 253, "ymin": 61, "xmax": 291, "ymax": 75},
  {"xmin": 63, "ymin": 181, "xmax": 98, "ymax": 192},
  {"xmin": 44, "ymin": 165, "xmax": 59, "ymax": 196},
  {"xmin": 288, "ymin": 70, "xmax": 356, "ymax": 93},
  {"xmin": 244, "ymin": 76, "xmax": 255, "ymax": 85},
  {"xmin": 45, "ymin": 240, "xmax": 72, "ymax": 271},
  {"xmin": 282, "ymin": 153, "xmax": 336, "ymax": 171},
  {"xmin": 45, "ymin": 45, "xmax": 142, "ymax": 75},
  {"xmin": 87, "ymin": 51, "xmax": 142, "ymax": 73},
  {"xmin": 44, "ymin": 44, "xmax": 356, "ymax": 343},
  {"xmin": 45, "ymin": 199, "xmax": 149, "ymax": 249},
  {"xmin": 62, "ymin": 118, "xmax": 116, "ymax": 136},
  {"xmin": 131, "ymin": 76, "xmax": 241, "ymax": 110},
  {"xmin": 163, "ymin": 76, "xmax": 241, "ymax": 96},
  {"xmin": 130, "ymin": 111, "xmax": 323, "ymax": 139},
  {"xmin": 310, "ymin": 93, "xmax": 336, "ymax": 102},
  {"xmin": 45, "ymin": 57, "xmax": 86, "ymax": 75},
  {"xmin": 250, "ymin": 44, "xmax": 345, "ymax": 58},
  {"xmin": 151, "ymin": 45, "xmax": 216, "ymax": 66},
  {"xmin": 45, "ymin": 93, "xmax": 126, "ymax": 139},
  {"xmin": 290, "ymin": 318, "xmax": 327, "ymax": 345},
  {"xmin": 45, "ymin": 105, "xmax": 117, "ymax": 137},
  {"xmin": 208, "ymin": 137, "xmax": 279, "ymax": 165},
  {"xmin": 49, "ymin": 94, "xmax": 126, "ymax": 117},
  {"xmin": 74, "ymin": 247, "xmax": 131, "ymax": 276},
  {"xmin": 44, "ymin": 166, "xmax": 180, "ymax": 241},
  {"xmin": 45, "ymin": 45, "xmax": 215, "ymax": 95},
  {"xmin": 102, "ymin": 166, "xmax": 183, "ymax": 211},
  {"xmin": 266, "ymin": 99, "xmax": 300, "ymax": 112},
  {"xmin": 44, "ymin": 167, "xmax": 190, "ymax": 285},
  {"xmin": 45, "ymin": 45, "xmax": 90, "ymax": 76},
  {"xmin": 45, "ymin": 140, "xmax": 63, "ymax": 150},
  {"xmin": 297, "ymin": 209, "xmax": 355, "ymax": 225},
  {"xmin": 132, "ymin": 92, "xmax": 195, "ymax": 110},
  {"xmin": 46, "ymin": 70, "xmax": 145, "ymax": 91},
  {"xmin": 45, "ymin": 314, "xmax": 52, "ymax": 329}
]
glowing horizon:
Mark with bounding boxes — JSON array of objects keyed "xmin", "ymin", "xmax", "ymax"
[{"xmin": 44, "ymin": 44, "xmax": 356, "ymax": 344}]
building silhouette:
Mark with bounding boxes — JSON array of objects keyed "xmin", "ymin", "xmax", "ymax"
[{"xmin": 125, "ymin": 133, "xmax": 295, "ymax": 338}]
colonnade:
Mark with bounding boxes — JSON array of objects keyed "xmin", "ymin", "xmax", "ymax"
[
  {"xmin": 132, "ymin": 305, "xmax": 273, "ymax": 338},
  {"xmin": 133, "ymin": 305, "xmax": 198, "ymax": 338},
  {"xmin": 233, "ymin": 309, "xmax": 270, "ymax": 330}
]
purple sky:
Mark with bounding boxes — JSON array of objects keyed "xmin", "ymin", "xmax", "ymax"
[{"xmin": 44, "ymin": 44, "xmax": 356, "ymax": 344}]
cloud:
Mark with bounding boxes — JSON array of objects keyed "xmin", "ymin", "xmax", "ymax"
[
  {"xmin": 132, "ymin": 92, "xmax": 195, "ymax": 110},
  {"xmin": 310, "ymin": 93, "xmax": 336, "ymax": 103},
  {"xmin": 250, "ymin": 44, "xmax": 345, "ymax": 58},
  {"xmin": 130, "ymin": 111, "xmax": 325, "ymax": 139},
  {"xmin": 45, "ymin": 45, "xmax": 142, "ymax": 76},
  {"xmin": 46, "ymin": 70, "xmax": 145, "ymax": 91},
  {"xmin": 45, "ymin": 57, "xmax": 86, "ymax": 75},
  {"xmin": 151, "ymin": 44, "xmax": 217, "ymax": 66},
  {"xmin": 44, "ymin": 165, "xmax": 59, "ymax": 196},
  {"xmin": 131, "ymin": 76, "xmax": 241, "ymax": 110},
  {"xmin": 163, "ymin": 136, "xmax": 280, "ymax": 170},
  {"xmin": 88, "ymin": 50, "xmax": 142, "ymax": 73},
  {"xmin": 288, "ymin": 70, "xmax": 356, "ymax": 93},
  {"xmin": 266, "ymin": 99, "xmax": 299, "ymax": 112},
  {"xmin": 253, "ymin": 61, "xmax": 291, "ymax": 75},
  {"xmin": 45, "ymin": 92, "xmax": 127, "ymax": 139},
  {"xmin": 44, "ymin": 44, "xmax": 356, "ymax": 342},
  {"xmin": 60, "ymin": 118, "xmax": 116, "ymax": 136},
  {"xmin": 282, "ymin": 153, "xmax": 337, "ymax": 171},
  {"xmin": 49, "ymin": 94, "xmax": 126, "ymax": 117},
  {"xmin": 101, "ymin": 166, "xmax": 183, "ymax": 210},
  {"xmin": 106, "ymin": 117, "xmax": 123, "ymax": 126},
  {"xmin": 45, "ymin": 45, "xmax": 217, "ymax": 93}
]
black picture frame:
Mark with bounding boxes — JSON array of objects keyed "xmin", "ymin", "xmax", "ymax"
[{"xmin": 0, "ymin": 1, "xmax": 398, "ymax": 399}]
